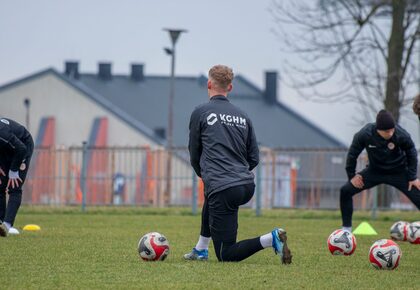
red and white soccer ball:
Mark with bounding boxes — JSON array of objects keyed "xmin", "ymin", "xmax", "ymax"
[
  {"xmin": 389, "ymin": 221, "xmax": 409, "ymax": 241},
  {"xmin": 138, "ymin": 232, "xmax": 170, "ymax": 261},
  {"xmin": 369, "ymin": 239, "xmax": 402, "ymax": 270},
  {"xmin": 406, "ymin": 222, "xmax": 420, "ymax": 244},
  {"xmin": 327, "ymin": 229, "xmax": 357, "ymax": 255}
]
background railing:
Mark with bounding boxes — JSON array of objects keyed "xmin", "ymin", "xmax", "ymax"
[{"xmin": 21, "ymin": 146, "xmax": 417, "ymax": 212}]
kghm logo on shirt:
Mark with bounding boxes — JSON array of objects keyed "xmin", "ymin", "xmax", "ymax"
[
  {"xmin": 207, "ymin": 113, "xmax": 247, "ymax": 128},
  {"xmin": 207, "ymin": 113, "xmax": 218, "ymax": 125}
]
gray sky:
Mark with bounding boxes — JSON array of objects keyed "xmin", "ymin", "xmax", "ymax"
[{"xmin": 1, "ymin": 0, "xmax": 419, "ymax": 146}]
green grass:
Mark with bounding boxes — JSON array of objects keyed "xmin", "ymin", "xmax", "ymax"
[{"xmin": 1, "ymin": 207, "xmax": 420, "ymax": 289}]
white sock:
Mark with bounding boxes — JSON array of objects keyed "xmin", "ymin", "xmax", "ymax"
[
  {"xmin": 260, "ymin": 232, "xmax": 273, "ymax": 248},
  {"xmin": 342, "ymin": 226, "xmax": 352, "ymax": 233},
  {"xmin": 195, "ymin": 235, "xmax": 211, "ymax": 250},
  {"xmin": 4, "ymin": 222, "xmax": 11, "ymax": 230}
]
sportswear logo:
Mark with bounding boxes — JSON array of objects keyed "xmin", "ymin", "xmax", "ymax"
[
  {"xmin": 207, "ymin": 113, "xmax": 247, "ymax": 128},
  {"xmin": 387, "ymin": 142, "xmax": 395, "ymax": 150},
  {"xmin": 368, "ymin": 145, "xmax": 376, "ymax": 148},
  {"xmin": 0, "ymin": 119, "xmax": 9, "ymax": 125},
  {"xmin": 207, "ymin": 113, "xmax": 218, "ymax": 125},
  {"xmin": 219, "ymin": 114, "xmax": 247, "ymax": 126},
  {"xmin": 409, "ymin": 224, "xmax": 419, "ymax": 238},
  {"xmin": 376, "ymin": 249, "xmax": 397, "ymax": 268},
  {"xmin": 333, "ymin": 231, "xmax": 351, "ymax": 249}
]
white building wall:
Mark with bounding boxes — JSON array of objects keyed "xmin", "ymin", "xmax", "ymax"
[
  {"xmin": 0, "ymin": 71, "xmax": 195, "ymax": 206},
  {"xmin": 0, "ymin": 72, "xmax": 159, "ymax": 147}
]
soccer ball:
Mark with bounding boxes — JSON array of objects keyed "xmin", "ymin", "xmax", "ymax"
[
  {"xmin": 389, "ymin": 221, "xmax": 409, "ymax": 241},
  {"xmin": 327, "ymin": 229, "xmax": 357, "ymax": 255},
  {"xmin": 369, "ymin": 239, "xmax": 401, "ymax": 270},
  {"xmin": 138, "ymin": 232, "xmax": 170, "ymax": 261},
  {"xmin": 407, "ymin": 222, "xmax": 420, "ymax": 244}
]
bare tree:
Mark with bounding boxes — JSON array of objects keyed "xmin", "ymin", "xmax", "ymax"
[{"xmin": 270, "ymin": 0, "xmax": 420, "ymax": 122}]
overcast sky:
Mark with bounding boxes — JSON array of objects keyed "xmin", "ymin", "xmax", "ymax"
[{"xmin": 1, "ymin": 0, "xmax": 419, "ymax": 146}]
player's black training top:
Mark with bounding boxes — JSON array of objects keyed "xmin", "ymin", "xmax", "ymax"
[
  {"xmin": 189, "ymin": 95, "xmax": 259, "ymax": 196},
  {"xmin": 346, "ymin": 123, "xmax": 417, "ymax": 181},
  {"xmin": 0, "ymin": 118, "xmax": 33, "ymax": 172}
]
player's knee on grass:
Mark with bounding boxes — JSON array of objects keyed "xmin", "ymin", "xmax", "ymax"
[{"xmin": 213, "ymin": 240, "xmax": 235, "ymax": 262}]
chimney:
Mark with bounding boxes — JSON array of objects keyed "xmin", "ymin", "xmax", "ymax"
[
  {"xmin": 264, "ymin": 71, "xmax": 278, "ymax": 104},
  {"xmin": 64, "ymin": 61, "xmax": 79, "ymax": 79},
  {"xmin": 130, "ymin": 64, "xmax": 144, "ymax": 82},
  {"xmin": 98, "ymin": 62, "xmax": 112, "ymax": 80},
  {"xmin": 154, "ymin": 127, "xmax": 166, "ymax": 139},
  {"xmin": 198, "ymin": 75, "xmax": 208, "ymax": 87}
]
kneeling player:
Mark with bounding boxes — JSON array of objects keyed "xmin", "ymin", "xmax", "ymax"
[{"xmin": 185, "ymin": 65, "xmax": 292, "ymax": 263}]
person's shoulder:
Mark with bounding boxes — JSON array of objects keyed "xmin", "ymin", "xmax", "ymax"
[
  {"xmin": 193, "ymin": 102, "xmax": 210, "ymax": 113},
  {"xmin": 194, "ymin": 102, "xmax": 209, "ymax": 111},
  {"xmin": 395, "ymin": 124, "xmax": 412, "ymax": 139},
  {"xmin": 225, "ymin": 102, "xmax": 250, "ymax": 118},
  {"xmin": 190, "ymin": 102, "xmax": 209, "ymax": 119},
  {"xmin": 0, "ymin": 120, "xmax": 12, "ymax": 139},
  {"xmin": 0, "ymin": 118, "xmax": 12, "ymax": 130},
  {"xmin": 357, "ymin": 123, "xmax": 374, "ymax": 137}
]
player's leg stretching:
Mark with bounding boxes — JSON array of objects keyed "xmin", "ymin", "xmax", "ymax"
[
  {"xmin": 340, "ymin": 169, "xmax": 380, "ymax": 231},
  {"xmin": 0, "ymin": 183, "xmax": 7, "ymax": 237},
  {"xmin": 385, "ymin": 172, "xmax": 420, "ymax": 210},
  {"xmin": 209, "ymin": 183, "xmax": 292, "ymax": 264}
]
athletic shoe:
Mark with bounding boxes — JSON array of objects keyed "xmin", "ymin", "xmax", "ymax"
[
  {"xmin": 183, "ymin": 248, "xmax": 208, "ymax": 261},
  {"xmin": 8, "ymin": 227, "xmax": 20, "ymax": 235},
  {"xmin": 0, "ymin": 222, "xmax": 8, "ymax": 237},
  {"xmin": 272, "ymin": 228, "xmax": 292, "ymax": 264}
]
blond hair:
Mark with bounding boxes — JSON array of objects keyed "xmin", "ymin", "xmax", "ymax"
[{"xmin": 208, "ymin": 65, "xmax": 234, "ymax": 91}]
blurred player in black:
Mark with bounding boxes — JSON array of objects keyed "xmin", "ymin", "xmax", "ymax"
[
  {"xmin": 0, "ymin": 118, "xmax": 34, "ymax": 237},
  {"xmin": 340, "ymin": 110, "xmax": 420, "ymax": 232}
]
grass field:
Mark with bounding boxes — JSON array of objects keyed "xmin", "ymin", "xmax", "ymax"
[{"xmin": 1, "ymin": 207, "xmax": 419, "ymax": 289}]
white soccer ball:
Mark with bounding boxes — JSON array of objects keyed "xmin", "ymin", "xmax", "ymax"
[
  {"xmin": 369, "ymin": 239, "xmax": 402, "ymax": 270},
  {"xmin": 327, "ymin": 229, "xmax": 357, "ymax": 255},
  {"xmin": 406, "ymin": 221, "xmax": 420, "ymax": 244},
  {"xmin": 389, "ymin": 221, "xmax": 409, "ymax": 241},
  {"xmin": 138, "ymin": 232, "xmax": 170, "ymax": 261}
]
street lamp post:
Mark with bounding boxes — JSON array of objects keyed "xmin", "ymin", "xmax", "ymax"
[{"xmin": 163, "ymin": 28, "xmax": 187, "ymax": 207}]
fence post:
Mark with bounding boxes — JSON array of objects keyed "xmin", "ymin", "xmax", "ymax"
[
  {"xmin": 192, "ymin": 173, "xmax": 198, "ymax": 215},
  {"xmin": 255, "ymin": 164, "xmax": 261, "ymax": 217},
  {"xmin": 371, "ymin": 186, "xmax": 378, "ymax": 220},
  {"xmin": 81, "ymin": 141, "xmax": 88, "ymax": 212}
]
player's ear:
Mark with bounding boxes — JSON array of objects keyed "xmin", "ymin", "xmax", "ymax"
[
  {"xmin": 207, "ymin": 80, "xmax": 212, "ymax": 90},
  {"xmin": 227, "ymin": 83, "xmax": 233, "ymax": 92}
]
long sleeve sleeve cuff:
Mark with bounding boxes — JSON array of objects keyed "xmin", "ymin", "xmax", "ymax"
[{"xmin": 8, "ymin": 170, "xmax": 20, "ymax": 179}]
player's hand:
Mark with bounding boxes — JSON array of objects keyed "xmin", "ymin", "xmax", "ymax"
[
  {"xmin": 7, "ymin": 170, "xmax": 22, "ymax": 189},
  {"xmin": 350, "ymin": 174, "xmax": 364, "ymax": 189},
  {"xmin": 408, "ymin": 179, "xmax": 420, "ymax": 191}
]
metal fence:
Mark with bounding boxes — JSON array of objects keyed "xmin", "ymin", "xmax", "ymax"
[{"xmin": 21, "ymin": 146, "xmax": 417, "ymax": 211}]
